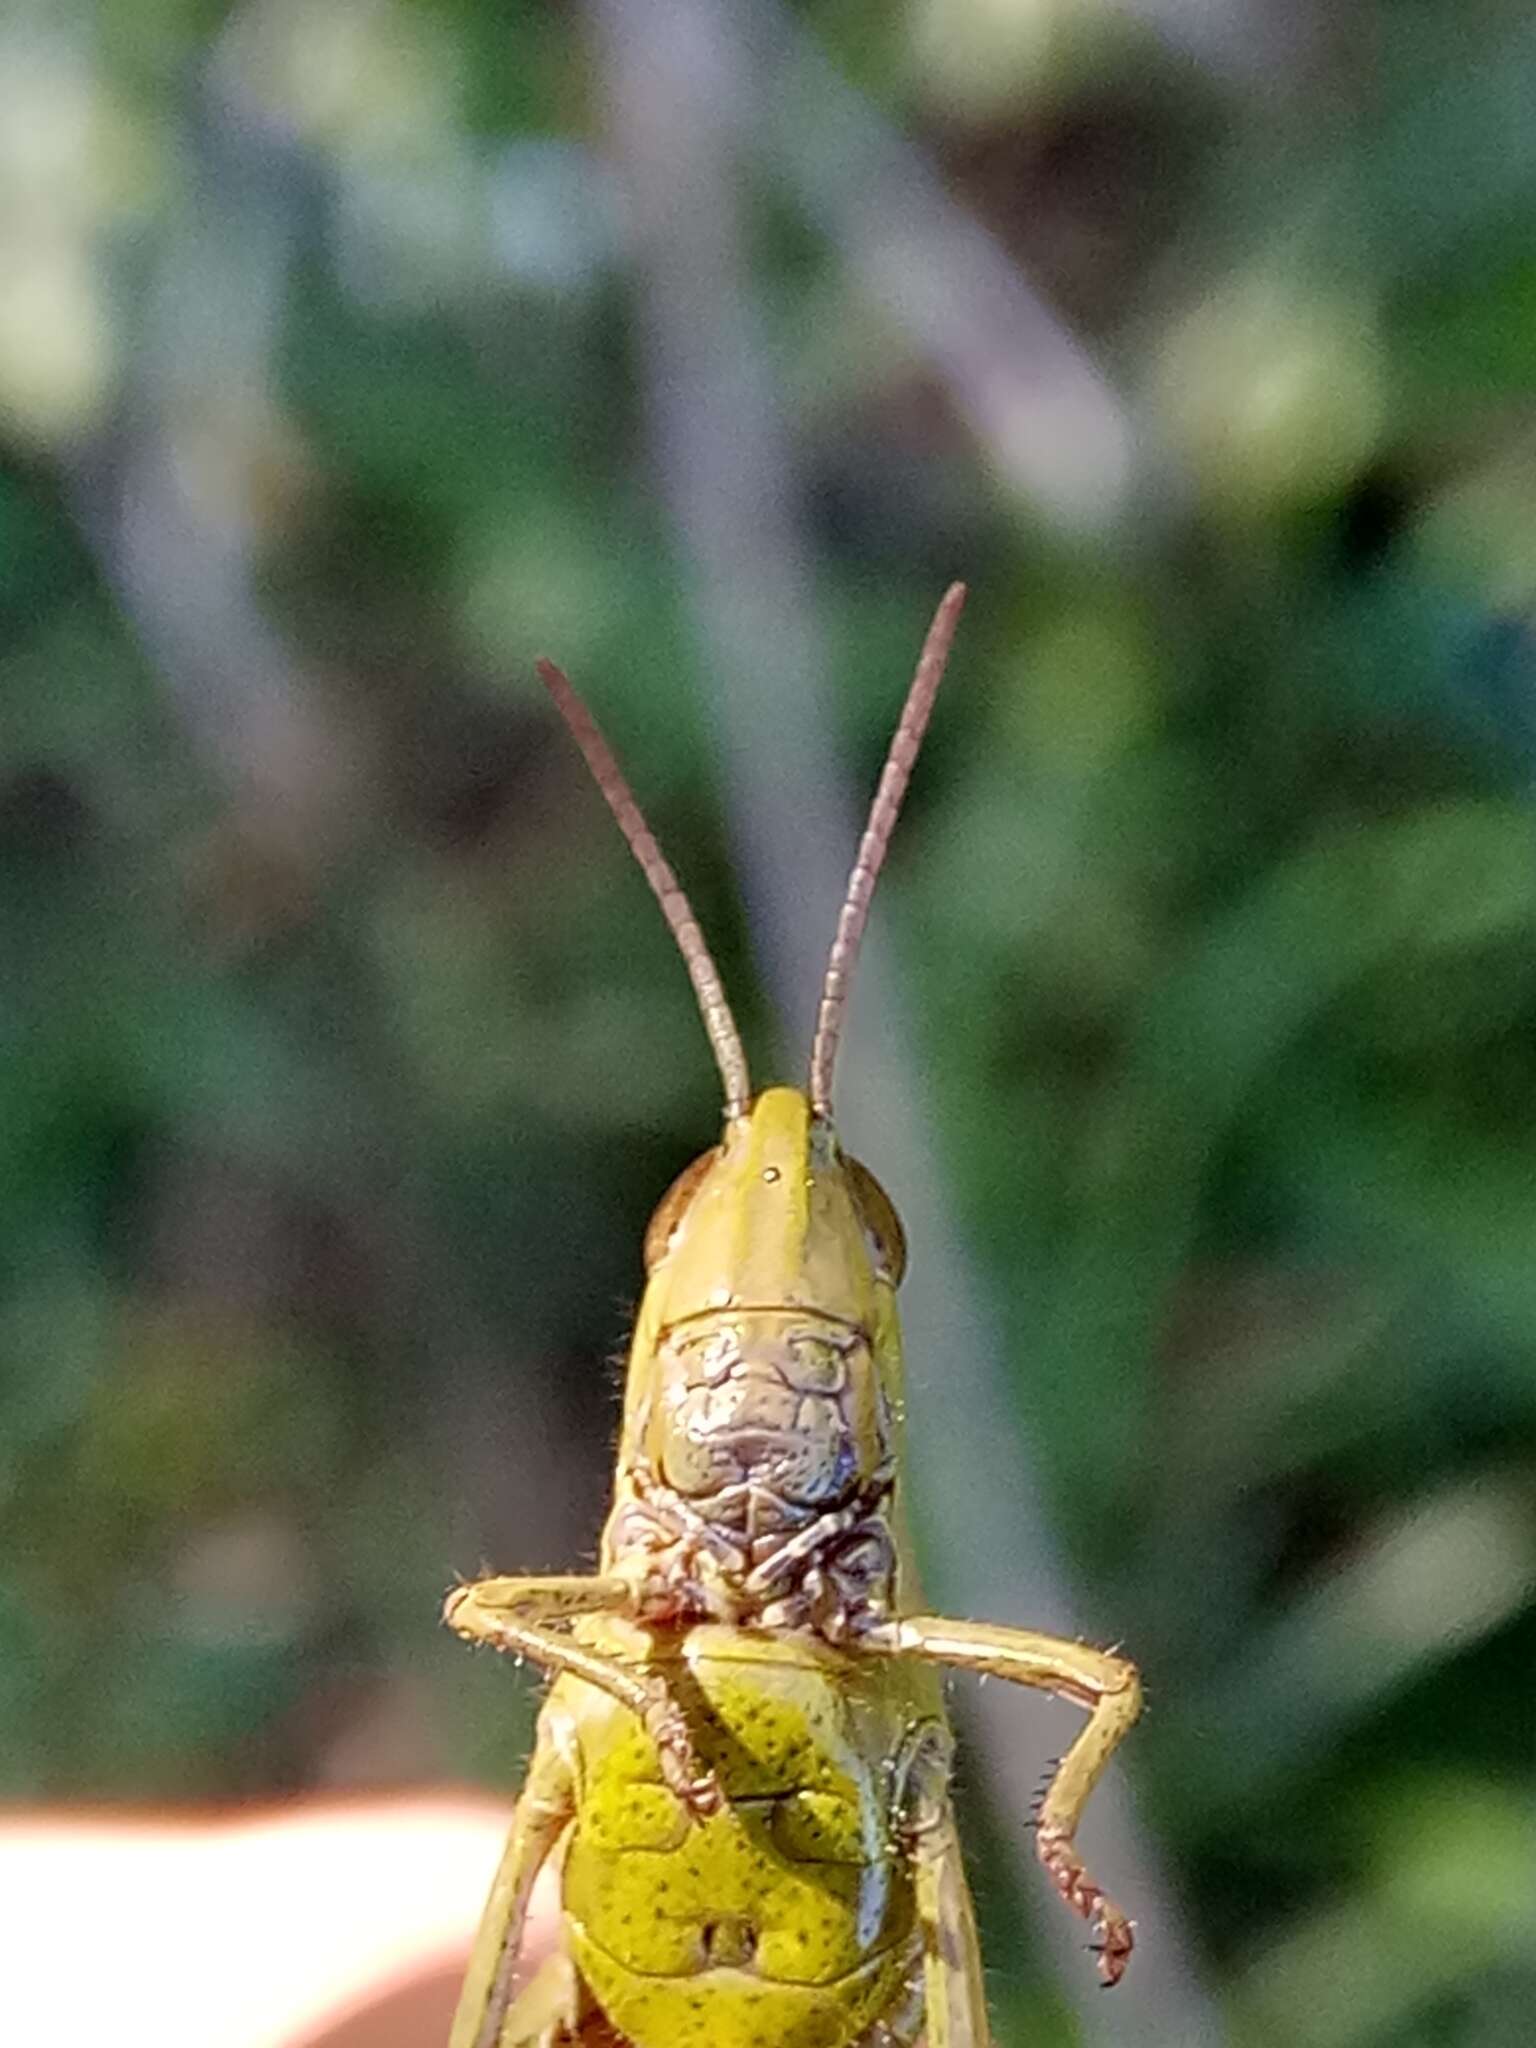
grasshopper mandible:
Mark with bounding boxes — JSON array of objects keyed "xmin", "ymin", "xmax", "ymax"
[{"xmin": 446, "ymin": 584, "xmax": 1141, "ymax": 2048}]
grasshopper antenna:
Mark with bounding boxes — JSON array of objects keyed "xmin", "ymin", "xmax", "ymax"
[
  {"xmin": 536, "ymin": 659, "xmax": 752, "ymax": 1119},
  {"xmin": 808, "ymin": 582, "xmax": 967, "ymax": 1119}
]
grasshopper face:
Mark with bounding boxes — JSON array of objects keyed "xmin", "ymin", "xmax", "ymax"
[{"xmin": 629, "ymin": 1087, "xmax": 905, "ymax": 1519}]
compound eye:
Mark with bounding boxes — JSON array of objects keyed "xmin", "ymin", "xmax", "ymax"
[
  {"xmin": 845, "ymin": 1156, "xmax": 907, "ymax": 1286},
  {"xmin": 643, "ymin": 1148, "xmax": 720, "ymax": 1272}
]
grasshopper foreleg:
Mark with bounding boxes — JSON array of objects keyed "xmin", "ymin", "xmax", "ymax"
[
  {"xmin": 444, "ymin": 1575, "xmax": 723, "ymax": 1817},
  {"xmin": 865, "ymin": 1615, "xmax": 1142, "ymax": 1986}
]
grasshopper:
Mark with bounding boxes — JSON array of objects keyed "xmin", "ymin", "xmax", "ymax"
[{"xmin": 446, "ymin": 583, "xmax": 1141, "ymax": 2048}]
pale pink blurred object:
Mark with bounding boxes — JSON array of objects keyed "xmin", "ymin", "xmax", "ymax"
[{"xmin": 0, "ymin": 1796, "xmax": 538, "ymax": 2048}]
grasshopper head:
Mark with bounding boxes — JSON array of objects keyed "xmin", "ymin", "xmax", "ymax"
[
  {"xmin": 640, "ymin": 1086, "xmax": 904, "ymax": 1328},
  {"xmin": 623, "ymin": 1085, "xmax": 905, "ymax": 1525},
  {"xmin": 539, "ymin": 588, "xmax": 961, "ymax": 1556}
]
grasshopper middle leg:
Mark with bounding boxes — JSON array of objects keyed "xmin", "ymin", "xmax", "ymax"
[
  {"xmin": 444, "ymin": 1575, "xmax": 722, "ymax": 1815},
  {"xmin": 865, "ymin": 1615, "xmax": 1142, "ymax": 1985}
]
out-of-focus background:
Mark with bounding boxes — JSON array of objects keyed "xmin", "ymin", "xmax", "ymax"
[{"xmin": 3, "ymin": 3, "xmax": 1536, "ymax": 2044}]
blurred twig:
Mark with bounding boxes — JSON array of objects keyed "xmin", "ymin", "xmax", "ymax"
[
  {"xmin": 1113, "ymin": 0, "xmax": 1322, "ymax": 83},
  {"xmin": 730, "ymin": 0, "xmax": 1145, "ymax": 536},
  {"xmin": 581, "ymin": 3, "xmax": 1219, "ymax": 2038},
  {"xmin": 66, "ymin": 50, "xmax": 345, "ymax": 845}
]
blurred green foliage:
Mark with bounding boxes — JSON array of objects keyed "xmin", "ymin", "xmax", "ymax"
[{"xmin": 2, "ymin": 3, "xmax": 1536, "ymax": 2044}]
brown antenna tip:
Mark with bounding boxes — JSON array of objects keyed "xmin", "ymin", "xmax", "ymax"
[
  {"xmin": 807, "ymin": 582, "xmax": 967, "ymax": 1118},
  {"xmin": 536, "ymin": 658, "xmax": 752, "ymax": 1119}
]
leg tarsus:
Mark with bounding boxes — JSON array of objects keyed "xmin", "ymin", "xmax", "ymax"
[
  {"xmin": 1038, "ymin": 1820, "xmax": 1135, "ymax": 1987},
  {"xmin": 639, "ymin": 1671, "xmax": 725, "ymax": 1817}
]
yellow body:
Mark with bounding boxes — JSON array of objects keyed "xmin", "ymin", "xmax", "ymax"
[
  {"xmin": 551, "ymin": 1620, "xmax": 943, "ymax": 2048},
  {"xmin": 446, "ymin": 602, "xmax": 1140, "ymax": 2048}
]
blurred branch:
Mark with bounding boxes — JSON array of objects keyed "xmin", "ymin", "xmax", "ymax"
[
  {"xmin": 581, "ymin": 3, "xmax": 1218, "ymax": 2038},
  {"xmin": 67, "ymin": 47, "xmax": 347, "ymax": 845},
  {"xmin": 1113, "ymin": 0, "xmax": 1322, "ymax": 83},
  {"xmin": 730, "ymin": 0, "xmax": 1145, "ymax": 536}
]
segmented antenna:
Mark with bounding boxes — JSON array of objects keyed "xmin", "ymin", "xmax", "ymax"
[
  {"xmin": 537, "ymin": 659, "xmax": 752, "ymax": 1119},
  {"xmin": 808, "ymin": 582, "xmax": 967, "ymax": 1117}
]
